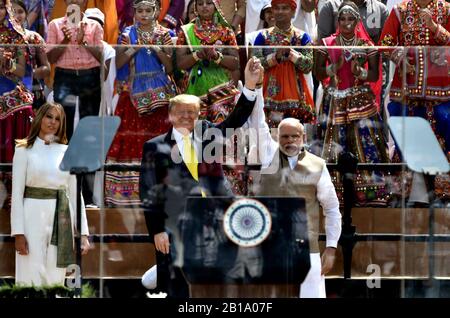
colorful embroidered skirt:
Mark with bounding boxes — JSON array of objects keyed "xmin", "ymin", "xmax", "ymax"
[{"xmin": 105, "ymin": 92, "xmax": 170, "ymax": 207}]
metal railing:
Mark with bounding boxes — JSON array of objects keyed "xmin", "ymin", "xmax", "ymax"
[{"xmin": 1, "ymin": 160, "xmax": 449, "ymax": 281}]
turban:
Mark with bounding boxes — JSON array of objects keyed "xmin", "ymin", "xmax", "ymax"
[{"xmin": 271, "ymin": 0, "xmax": 297, "ymax": 10}]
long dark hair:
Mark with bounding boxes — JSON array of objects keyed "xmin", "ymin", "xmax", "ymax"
[
  {"xmin": 11, "ymin": 0, "xmax": 27, "ymax": 15},
  {"xmin": 184, "ymin": 0, "xmax": 195, "ymax": 24},
  {"xmin": 16, "ymin": 103, "xmax": 68, "ymax": 148}
]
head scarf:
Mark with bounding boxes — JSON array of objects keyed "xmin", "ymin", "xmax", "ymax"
[
  {"xmin": 271, "ymin": 0, "xmax": 297, "ymax": 10},
  {"xmin": 337, "ymin": 4, "xmax": 360, "ymax": 20},
  {"xmin": 260, "ymin": 3, "xmax": 272, "ymax": 21},
  {"xmin": 2, "ymin": 0, "xmax": 25, "ymax": 37},
  {"xmin": 335, "ymin": 5, "xmax": 382, "ymax": 109},
  {"xmin": 195, "ymin": 0, "xmax": 231, "ymax": 28}
]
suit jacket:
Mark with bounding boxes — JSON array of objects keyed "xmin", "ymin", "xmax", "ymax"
[{"xmin": 139, "ymin": 93, "xmax": 256, "ymax": 244}]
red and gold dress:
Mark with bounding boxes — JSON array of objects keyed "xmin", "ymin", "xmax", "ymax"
[
  {"xmin": 316, "ymin": 32, "xmax": 390, "ymax": 206},
  {"xmin": 379, "ymin": 0, "xmax": 450, "ymax": 200}
]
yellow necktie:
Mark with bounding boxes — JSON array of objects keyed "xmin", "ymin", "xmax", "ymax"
[
  {"xmin": 183, "ymin": 135, "xmax": 198, "ymax": 180},
  {"xmin": 182, "ymin": 135, "xmax": 206, "ymax": 198}
]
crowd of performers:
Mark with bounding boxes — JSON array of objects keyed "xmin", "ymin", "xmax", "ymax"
[{"xmin": 0, "ymin": 0, "xmax": 449, "ymax": 209}]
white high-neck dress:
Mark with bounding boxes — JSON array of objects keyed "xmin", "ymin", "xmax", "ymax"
[{"xmin": 10, "ymin": 137, "xmax": 89, "ymax": 286}]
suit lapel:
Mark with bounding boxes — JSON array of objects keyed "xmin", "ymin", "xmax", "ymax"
[
  {"xmin": 166, "ymin": 126, "xmax": 200, "ymax": 177},
  {"xmin": 164, "ymin": 127, "xmax": 186, "ymax": 172}
]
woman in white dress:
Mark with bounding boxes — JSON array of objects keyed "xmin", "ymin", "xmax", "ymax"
[{"xmin": 10, "ymin": 102, "xmax": 90, "ymax": 286}]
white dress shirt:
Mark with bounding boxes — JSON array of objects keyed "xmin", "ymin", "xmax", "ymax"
[{"xmin": 172, "ymin": 87, "xmax": 258, "ymax": 162}]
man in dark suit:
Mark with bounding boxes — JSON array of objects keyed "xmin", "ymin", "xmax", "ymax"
[{"xmin": 139, "ymin": 57, "xmax": 263, "ymax": 297}]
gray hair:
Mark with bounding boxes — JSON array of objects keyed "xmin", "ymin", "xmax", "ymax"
[{"xmin": 278, "ymin": 118, "xmax": 304, "ymax": 133}]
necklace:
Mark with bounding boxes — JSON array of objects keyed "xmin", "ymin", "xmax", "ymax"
[
  {"xmin": 339, "ymin": 34, "xmax": 358, "ymax": 62},
  {"xmin": 339, "ymin": 34, "xmax": 357, "ymax": 46},
  {"xmin": 194, "ymin": 18, "xmax": 221, "ymax": 44},
  {"xmin": 137, "ymin": 26, "xmax": 154, "ymax": 55}
]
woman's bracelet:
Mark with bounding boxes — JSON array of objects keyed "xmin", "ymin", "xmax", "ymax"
[
  {"xmin": 8, "ymin": 59, "xmax": 16, "ymax": 73},
  {"xmin": 213, "ymin": 51, "xmax": 224, "ymax": 65},
  {"xmin": 192, "ymin": 51, "xmax": 201, "ymax": 62},
  {"xmin": 357, "ymin": 67, "xmax": 368, "ymax": 80},
  {"xmin": 125, "ymin": 47, "xmax": 136, "ymax": 57}
]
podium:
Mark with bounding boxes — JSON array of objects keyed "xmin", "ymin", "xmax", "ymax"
[
  {"xmin": 60, "ymin": 116, "xmax": 120, "ymax": 295},
  {"xmin": 180, "ymin": 196, "xmax": 311, "ymax": 288}
]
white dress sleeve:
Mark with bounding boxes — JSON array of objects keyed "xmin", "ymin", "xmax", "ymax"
[
  {"xmin": 10, "ymin": 146, "xmax": 28, "ymax": 236},
  {"xmin": 68, "ymin": 174, "xmax": 89, "ymax": 236},
  {"xmin": 316, "ymin": 166, "xmax": 342, "ymax": 248},
  {"xmin": 238, "ymin": 84, "xmax": 278, "ymax": 167}
]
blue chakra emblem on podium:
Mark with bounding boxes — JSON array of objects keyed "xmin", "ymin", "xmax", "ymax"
[{"xmin": 223, "ymin": 198, "xmax": 272, "ymax": 247}]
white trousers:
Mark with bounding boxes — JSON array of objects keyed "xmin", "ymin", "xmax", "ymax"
[
  {"xmin": 15, "ymin": 198, "xmax": 66, "ymax": 286},
  {"xmin": 299, "ymin": 253, "xmax": 326, "ymax": 298}
]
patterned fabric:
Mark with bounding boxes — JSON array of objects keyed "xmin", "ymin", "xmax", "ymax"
[
  {"xmin": 24, "ymin": 186, "xmax": 75, "ymax": 268},
  {"xmin": 163, "ymin": 0, "xmax": 186, "ymax": 30},
  {"xmin": 316, "ymin": 34, "xmax": 390, "ymax": 206},
  {"xmin": 105, "ymin": 93, "xmax": 170, "ymax": 207},
  {"xmin": 0, "ymin": 21, "xmax": 35, "ymax": 116},
  {"xmin": 177, "ymin": 20, "xmax": 239, "ymax": 123},
  {"xmin": 0, "ymin": 83, "xmax": 34, "ymax": 120},
  {"xmin": 46, "ymin": 16, "xmax": 103, "ymax": 70},
  {"xmin": 117, "ymin": 24, "xmax": 177, "ymax": 115},
  {"xmin": 378, "ymin": 0, "xmax": 450, "ymax": 102},
  {"xmin": 0, "ymin": 5, "xmax": 34, "ymax": 164},
  {"xmin": 253, "ymin": 26, "xmax": 314, "ymax": 127},
  {"xmin": 22, "ymin": 30, "xmax": 45, "ymax": 91},
  {"xmin": 379, "ymin": 0, "xmax": 450, "ymax": 198}
]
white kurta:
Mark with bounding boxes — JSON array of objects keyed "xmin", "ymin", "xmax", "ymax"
[
  {"xmin": 11, "ymin": 137, "xmax": 89, "ymax": 286},
  {"xmin": 243, "ymin": 88, "xmax": 342, "ymax": 298}
]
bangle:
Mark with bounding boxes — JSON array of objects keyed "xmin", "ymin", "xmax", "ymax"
[
  {"xmin": 125, "ymin": 48, "xmax": 136, "ymax": 57},
  {"xmin": 214, "ymin": 51, "xmax": 224, "ymax": 65},
  {"xmin": 357, "ymin": 67, "xmax": 368, "ymax": 80},
  {"xmin": 192, "ymin": 51, "xmax": 200, "ymax": 62},
  {"xmin": 326, "ymin": 64, "xmax": 336, "ymax": 77},
  {"xmin": 8, "ymin": 59, "xmax": 16, "ymax": 73}
]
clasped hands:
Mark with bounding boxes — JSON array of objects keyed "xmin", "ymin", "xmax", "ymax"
[
  {"xmin": 195, "ymin": 47, "xmax": 221, "ymax": 61},
  {"xmin": 61, "ymin": 21, "xmax": 87, "ymax": 46},
  {"xmin": 275, "ymin": 48, "xmax": 299, "ymax": 63}
]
